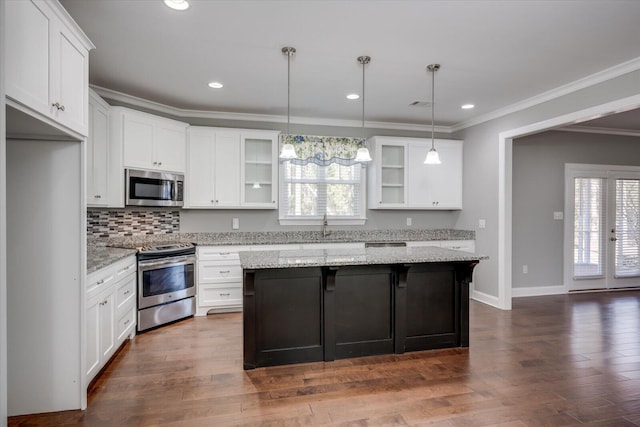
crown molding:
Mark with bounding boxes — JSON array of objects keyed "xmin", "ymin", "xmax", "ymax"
[
  {"xmin": 451, "ymin": 56, "xmax": 640, "ymax": 133},
  {"xmin": 91, "ymin": 85, "xmax": 451, "ymax": 134},
  {"xmin": 557, "ymin": 125, "xmax": 640, "ymax": 138}
]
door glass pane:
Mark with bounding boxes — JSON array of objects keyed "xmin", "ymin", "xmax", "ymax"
[
  {"xmin": 615, "ymin": 179, "xmax": 640, "ymax": 277},
  {"xmin": 574, "ymin": 178, "xmax": 606, "ymax": 278}
]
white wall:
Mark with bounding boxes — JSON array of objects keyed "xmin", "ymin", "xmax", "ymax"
[
  {"xmin": 453, "ymin": 68, "xmax": 640, "ymax": 308},
  {"xmin": 512, "ymin": 131, "xmax": 640, "ymax": 291},
  {"xmin": 6, "ymin": 139, "xmax": 83, "ymax": 416},
  {"xmin": 0, "ymin": 0, "xmax": 7, "ymax": 422}
]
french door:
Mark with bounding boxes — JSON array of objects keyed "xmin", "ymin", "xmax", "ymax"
[{"xmin": 566, "ymin": 164, "xmax": 640, "ymax": 291}]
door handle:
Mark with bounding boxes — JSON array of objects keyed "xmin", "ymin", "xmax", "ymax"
[{"xmin": 610, "ymin": 237, "xmax": 618, "ymax": 241}]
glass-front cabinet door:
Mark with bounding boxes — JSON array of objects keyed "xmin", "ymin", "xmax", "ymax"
[{"xmin": 241, "ymin": 131, "xmax": 279, "ymax": 208}]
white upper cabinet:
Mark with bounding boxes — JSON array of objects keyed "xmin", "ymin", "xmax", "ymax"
[
  {"xmin": 115, "ymin": 107, "xmax": 188, "ymax": 173},
  {"xmin": 241, "ymin": 132, "xmax": 279, "ymax": 208},
  {"xmin": 187, "ymin": 127, "xmax": 241, "ymax": 208},
  {"xmin": 5, "ymin": 0, "xmax": 94, "ymax": 137},
  {"xmin": 368, "ymin": 136, "xmax": 463, "ymax": 210},
  {"xmin": 185, "ymin": 127, "xmax": 279, "ymax": 209},
  {"xmin": 87, "ymin": 90, "xmax": 110, "ymax": 206}
]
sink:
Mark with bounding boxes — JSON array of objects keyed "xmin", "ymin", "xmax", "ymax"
[{"xmin": 364, "ymin": 242, "xmax": 407, "ymax": 248}]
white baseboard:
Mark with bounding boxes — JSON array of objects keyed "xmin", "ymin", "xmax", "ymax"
[
  {"xmin": 470, "ymin": 286, "xmax": 501, "ymax": 308},
  {"xmin": 512, "ymin": 285, "xmax": 566, "ymax": 298}
]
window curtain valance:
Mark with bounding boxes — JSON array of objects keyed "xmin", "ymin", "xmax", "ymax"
[{"xmin": 280, "ymin": 134, "xmax": 366, "ymax": 166}]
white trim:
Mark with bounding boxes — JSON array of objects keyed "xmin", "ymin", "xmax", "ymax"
[
  {"xmin": 512, "ymin": 285, "xmax": 566, "ymax": 298},
  {"xmin": 452, "ymin": 56, "xmax": 640, "ymax": 132},
  {"xmin": 0, "ymin": 0, "xmax": 7, "ymax": 423},
  {"xmin": 558, "ymin": 125, "xmax": 640, "ymax": 138},
  {"xmin": 470, "ymin": 288, "xmax": 501, "ymax": 309},
  {"xmin": 91, "ymin": 85, "xmax": 449, "ymax": 133},
  {"xmin": 497, "ymin": 94, "xmax": 640, "ymax": 310}
]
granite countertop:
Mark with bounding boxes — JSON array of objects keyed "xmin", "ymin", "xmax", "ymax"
[
  {"xmin": 239, "ymin": 246, "xmax": 488, "ymax": 270},
  {"xmin": 89, "ymin": 228, "xmax": 475, "ymax": 249},
  {"xmin": 87, "ymin": 245, "xmax": 137, "ymax": 274}
]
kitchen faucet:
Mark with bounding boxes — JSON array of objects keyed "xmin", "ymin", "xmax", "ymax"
[{"xmin": 322, "ymin": 213, "xmax": 331, "ymax": 238}]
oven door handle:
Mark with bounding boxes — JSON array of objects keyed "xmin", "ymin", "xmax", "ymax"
[{"xmin": 138, "ymin": 256, "xmax": 195, "ymax": 270}]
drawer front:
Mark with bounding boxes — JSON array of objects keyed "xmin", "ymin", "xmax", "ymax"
[
  {"xmin": 197, "ymin": 246, "xmax": 250, "ymax": 261},
  {"xmin": 198, "ymin": 285, "xmax": 242, "ymax": 308},
  {"xmin": 300, "ymin": 242, "xmax": 364, "ymax": 250},
  {"xmin": 116, "ymin": 272, "xmax": 136, "ymax": 313},
  {"xmin": 116, "ymin": 307, "xmax": 136, "ymax": 343},
  {"xmin": 198, "ymin": 262, "xmax": 242, "ymax": 284},
  {"xmin": 115, "ymin": 257, "xmax": 136, "ymax": 280},
  {"xmin": 406, "ymin": 241, "xmax": 442, "ymax": 248},
  {"xmin": 250, "ymin": 244, "xmax": 301, "ymax": 251},
  {"xmin": 87, "ymin": 271, "xmax": 115, "ymax": 297}
]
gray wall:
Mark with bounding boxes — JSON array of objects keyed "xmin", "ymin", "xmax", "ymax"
[
  {"xmin": 512, "ymin": 130, "xmax": 640, "ymax": 289},
  {"xmin": 453, "ymin": 69, "xmax": 640, "ymax": 300}
]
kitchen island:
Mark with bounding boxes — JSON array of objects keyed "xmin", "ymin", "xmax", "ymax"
[{"xmin": 240, "ymin": 246, "xmax": 486, "ymax": 370}]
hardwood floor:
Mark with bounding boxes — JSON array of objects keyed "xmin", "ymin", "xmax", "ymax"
[{"xmin": 9, "ymin": 291, "xmax": 640, "ymax": 426}]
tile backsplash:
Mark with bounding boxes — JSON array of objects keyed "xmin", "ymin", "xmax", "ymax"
[{"xmin": 87, "ymin": 209, "xmax": 180, "ymax": 238}]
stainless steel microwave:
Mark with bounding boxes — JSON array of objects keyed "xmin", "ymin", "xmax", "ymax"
[{"xmin": 125, "ymin": 169, "xmax": 184, "ymax": 207}]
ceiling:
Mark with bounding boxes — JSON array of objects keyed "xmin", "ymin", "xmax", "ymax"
[{"xmin": 60, "ymin": 0, "xmax": 640, "ymax": 130}]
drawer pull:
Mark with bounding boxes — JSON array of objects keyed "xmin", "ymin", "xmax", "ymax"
[
  {"xmin": 219, "ymin": 252, "xmax": 231, "ymax": 255},
  {"xmin": 219, "ymin": 293, "xmax": 231, "ymax": 297},
  {"xmin": 97, "ymin": 279, "xmax": 104, "ymax": 285},
  {"xmin": 219, "ymin": 270, "xmax": 230, "ymax": 274},
  {"xmin": 124, "ymin": 319, "xmax": 130, "ymax": 326},
  {"xmin": 124, "ymin": 290, "xmax": 131, "ymax": 296}
]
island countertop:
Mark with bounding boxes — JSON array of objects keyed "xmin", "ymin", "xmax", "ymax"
[{"xmin": 239, "ymin": 245, "xmax": 487, "ymax": 270}]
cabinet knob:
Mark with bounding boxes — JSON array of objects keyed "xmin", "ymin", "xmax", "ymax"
[
  {"xmin": 124, "ymin": 319, "xmax": 130, "ymax": 326},
  {"xmin": 158, "ymin": 162, "xmax": 162, "ymax": 166},
  {"xmin": 51, "ymin": 102, "xmax": 64, "ymax": 111},
  {"xmin": 124, "ymin": 290, "xmax": 131, "ymax": 296},
  {"xmin": 95, "ymin": 195, "xmax": 101, "ymax": 199}
]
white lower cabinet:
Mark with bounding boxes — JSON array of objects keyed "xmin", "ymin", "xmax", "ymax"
[
  {"xmin": 86, "ymin": 255, "xmax": 137, "ymax": 385},
  {"xmin": 196, "ymin": 246, "xmax": 251, "ymax": 315}
]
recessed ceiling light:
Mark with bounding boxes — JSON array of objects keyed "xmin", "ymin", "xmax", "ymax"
[
  {"xmin": 346, "ymin": 93, "xmax": 360, "ymax": 100},
  {"xmin": 164, "ymin": 0, "xmax": 189, "ymax": 11},
  {"xmin": 208, "ymin": 81, "xmax": 223, "ymax": 89},
  {"xmin": 461, "ymin": 104, "xmax": 475, "ymax": 109}
]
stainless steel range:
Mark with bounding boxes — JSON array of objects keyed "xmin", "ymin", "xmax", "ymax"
[{"xmin": 137, "ymin": 242, "xmax": 196, "ymax": 332}]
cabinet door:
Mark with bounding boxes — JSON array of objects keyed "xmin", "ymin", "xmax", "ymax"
[
  {"xmin": 406, "ymin": 141, "xmax": 462, "ymax": 209},
  {"xmin": 50, "ymin": 19, "xmax": 88, "ymax": 135},
  {"xmin": 99, "ymin": 290, "xmax": 116, "ymax": 363},
  {"xmin": 214, "ymin": 132, "xmax": 241, "ymax": 207},
  {"xmin": 186, "ymin": 131, "xmax": 215, "ymax": 207},
  {"xmin": 378, "ymin": 143, "xmax": 406, "ymax": 207},
  {"xmin": 5, "ymin": 0, "xmax": 51, "ymax": 117},
  {"xmin": 155, "ymin": 125, "xmax": 186, "ymax": 173},
  {"xmin": 85, "ymin": 296, "xmax": 101, "ymax": 381},
  {"xmin": 87, "ymin": 98, "xmax": 109, "ymax": 206},
  {"xmin": 123, "ymin": 115, "xmax": 155, "ymax": 169},
  {"xmin": 242, "ymin": 134, "xmax": 278, "ymax": 208},
  {"xmin": 426, "ymin": 141, "xmax": 463, "ymax": 209}
]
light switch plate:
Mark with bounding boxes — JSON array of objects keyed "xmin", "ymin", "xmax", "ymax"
[
  {"xmin": 553, "ymin": 211, "xmax": 563, "ymax": 220},
  {"xmin": 406, "ymin": 217, "xmax": 412, "ymax": 226},
  {"xmin": 478, "ymin": 219, "xmax": 486, "ymax": 229},
  {"xmin": 232, "ymin": 218, "xmax": 239, "ymax": 229}
]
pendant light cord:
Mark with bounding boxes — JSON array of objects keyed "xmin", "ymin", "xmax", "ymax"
[
  {"xmin": 287, "ymin": 51, "xmax": 291, "ymax": 135},
  {"xmin": 431, "ymin": 65, "xmax": 435, "ymax": 150},
  {"xmin": 362, "ymin": 59, "xmax": 365, "ymax": 139}
]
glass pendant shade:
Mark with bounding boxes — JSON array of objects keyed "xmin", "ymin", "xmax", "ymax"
[
  {"xmin": 279, "ymin": 143, "xmax": 297, "ymax": 159},
  {"xmin": 424, "ymin": 148, "xmax": 441, "ymax": 164},
  {"xmin": 354, "ymin": 147, "xmax": 372, "ymax": 162}
]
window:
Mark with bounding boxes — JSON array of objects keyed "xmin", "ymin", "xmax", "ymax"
[
  {"xmin": 278, "ymin": 135, "xmax": 367, "ymax": 225},
  {"xmin": 573, "ymin": 177, "xmax": 606, "ymax": 278}
]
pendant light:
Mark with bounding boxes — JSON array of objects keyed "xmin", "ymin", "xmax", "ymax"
[
  {"xmin": 354, "ymin": 55, "xmax": 372, "ymax": 162},
  {"xmin": 424, "ymin": 64, "xmax": 442, "ymax": 165},
  {"xmin": 279, "ymin": 46, "xmax": 297, "ymax": 159}
]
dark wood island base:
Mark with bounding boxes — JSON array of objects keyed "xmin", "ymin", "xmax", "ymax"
[{"xmin": 243, "ymin": 260, "xmax": 478, "ymax": 370}]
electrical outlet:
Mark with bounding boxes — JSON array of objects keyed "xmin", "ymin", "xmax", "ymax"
[
  {"xmin": 406, "ymin": 217, "xmax": 412, "ymax": 226},
  {"xmin": 232, "ymin": 218, "xmax": 239, "ymax": 230},
  {"xmin": 522, "ymin": 265, "xmax": 528, "ymax": 274},
  {"xmin": 478, "ymin": 219, "xmax": 486, "ymax": 229},
  {"xmin": 553, "ymin": 211, "xmax": 564, "ymax": 220}
]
